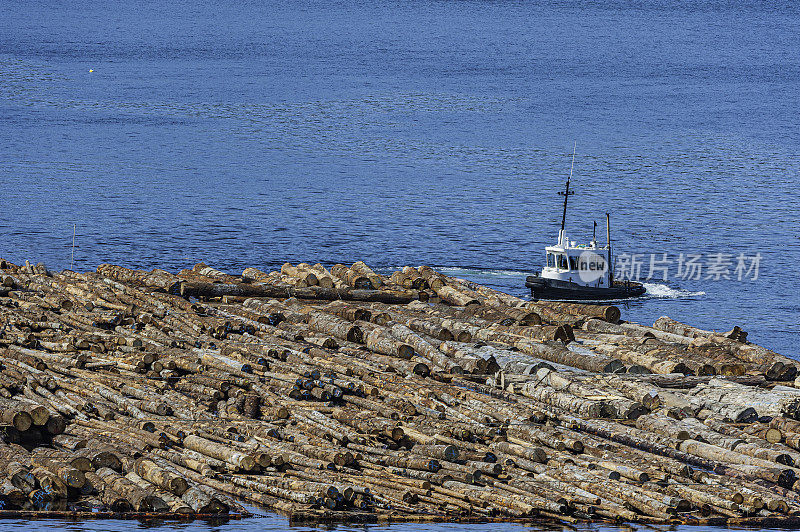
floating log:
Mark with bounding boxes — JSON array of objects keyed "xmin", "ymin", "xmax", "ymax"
[
  {"xmin": 529, "ymin": 301, "xmax": 620, "ymax": 323},
  {"xmin": 180, "ymin": 282, "xmax": 417, "ymax": 304},
  {"xmin": 654, "ymin": 316, "xmax": 746, "ymax": 342}
]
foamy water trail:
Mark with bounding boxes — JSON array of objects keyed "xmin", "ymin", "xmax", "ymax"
[
  {"xmin": 641, "ymin": 282, "xmax": 706, "ymax": 299},
  {"xmin": 436, "ymin": 267, "xmax": 528, "ymax": 278}
]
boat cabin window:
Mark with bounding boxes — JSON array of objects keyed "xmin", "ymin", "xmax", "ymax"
[
  {"xmin": 557, "ymin": 254, "xmax": 568, "ymax": 270},
  {"xmin": 547, "ymin": 253, "xmax": 555, "ymax": 268}
]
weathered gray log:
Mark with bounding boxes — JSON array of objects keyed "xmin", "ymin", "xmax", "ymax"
[
  {"xmin": 134, "ymin": 458, "xmax": 189, "ymax": 496},
  {"xmin": 182, "ymin": 434, "xmax": 256, "ymax": 471},
  {"xmin": 589, "ymin": 375, "xmax": 662, "ymax": 410},
  {"xmin": 515, "ymin": 339, "xmax": 623, "ymax": 373},
  {"xmin": 688, "ymin": 378, "xmax": 800, "ymax": 420},
  {"xmin": 517, "ymin": 381, "xmax": 604, "ymax": 418},
  {"xmin": 389, "ymin": 323, "xmax": 463, "ymax": 373},
  {"xmin": 532, "ymin": 367, "xmax": 647, "ymax": 419},
  {"xmin": 654, "ymin": 316, "xmax": 744, "ymax": 341},
  {"xmin": 491, "ymin": 441, "xmax": 547, "ymax": 464},
  {"xmin": 365, "ymin": 327, "xmax": 414, "ymax": 359},
  {"xmin": 97, "ymin": 264, "xmax": 181, "ymax": 293},
  {"xmin": 308, "ymin": 312, "xmax": 364, "ymax": 343},
  {"xmin": 181, "ymin": 281, "xmax": 417, "ymax": 304}
]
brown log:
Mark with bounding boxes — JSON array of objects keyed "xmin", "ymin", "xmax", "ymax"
[
  {"xmin": 350, "ymin": 261, "xmax": 384, "ymax": 289},
  {"xmin": 96, "ymin": 467, "xmax": 168, "ymax": 512},
  {"xmin": 433, "ymin": 285, "xmax": 480, "ymax": 307},
  {"xmin": 529, "ymin": 301, "xmax": 620, "ymax": 323},
  {"xmin": 0, "ymin": 399, "xmax": 33, "ymax": 432},
  {"xmin": 330, "ymin": 264, "xmax": 372, "ymax": 289},
  {"xmin": 281, "ymin": 263, "xmax": 319, "ymax": 286}
]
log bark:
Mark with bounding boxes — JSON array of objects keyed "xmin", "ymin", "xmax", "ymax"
[
  {"xmin": 182, "ymin": 435, "xmax": 256, "ymax": 471},
  {"xmin": 281, "ymin": 263, "xmax": 319, "ymax": 286},
  {"xmin": 181, "ymin": 282, "xmax": 418, "ymax": 304},
  {"xmin": 96, "ymin": 264, "xmax": 180, "ymax": 293},
  {"xmin": 529, "ymin": 302, "xmax": 620, "ymax": 323},
  {"xmin": 96, "ymin": 467, "xmax": 168, "ymax": 512}
]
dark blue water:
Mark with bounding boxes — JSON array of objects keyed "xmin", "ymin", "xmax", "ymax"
[
  {"xmin": 1, "ymin": 2, "xmax": 800, "ymax": 529},
  {"xmin": 3, "ymin": 1, "xmax": 798, "ymax": 354},
  {"xmin": 1, "ymin": 6, "xmax": 799, "ymax": 346}
]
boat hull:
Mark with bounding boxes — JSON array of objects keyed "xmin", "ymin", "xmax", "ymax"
[{"xmin": 526, "ymin": 276, "xmax": 646, "ymax": 301}]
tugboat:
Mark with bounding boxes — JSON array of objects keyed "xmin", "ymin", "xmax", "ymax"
[{"xmin": 526, "ymin": 150, "xmax": 646, "ymax": 301}]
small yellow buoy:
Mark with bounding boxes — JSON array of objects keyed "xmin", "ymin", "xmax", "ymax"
[{"xmin": 89, "ymin": 69, "xmax": 94, "ymax": 73}]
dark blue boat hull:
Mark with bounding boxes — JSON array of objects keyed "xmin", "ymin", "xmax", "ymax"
[{"xmin": 526, "ymin": 276, "xmax": 646, "ymax": 301}]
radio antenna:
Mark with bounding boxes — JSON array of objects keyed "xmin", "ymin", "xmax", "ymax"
[{"xmin": 558, "ymin": 142, "xmax": 576, "ymax": 244}]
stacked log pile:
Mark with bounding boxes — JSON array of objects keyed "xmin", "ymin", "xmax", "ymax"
[{"xmin": 1, "ymin": 258, "xmax": 800, "ymax": 527}]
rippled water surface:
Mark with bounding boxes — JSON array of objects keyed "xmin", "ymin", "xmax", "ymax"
[{"xmin": 2, "ymin": 516, "xmax": 797, "ymax": 532}]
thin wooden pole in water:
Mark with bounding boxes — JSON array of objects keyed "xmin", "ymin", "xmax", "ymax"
[{"xmin": 70, "ymin": 223, "xmax": 76, "ymax": 271}]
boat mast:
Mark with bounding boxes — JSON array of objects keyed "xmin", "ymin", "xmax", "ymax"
[{"xmin": 558, "ymin": 142, "xmax": 576, "ymax": 246}]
